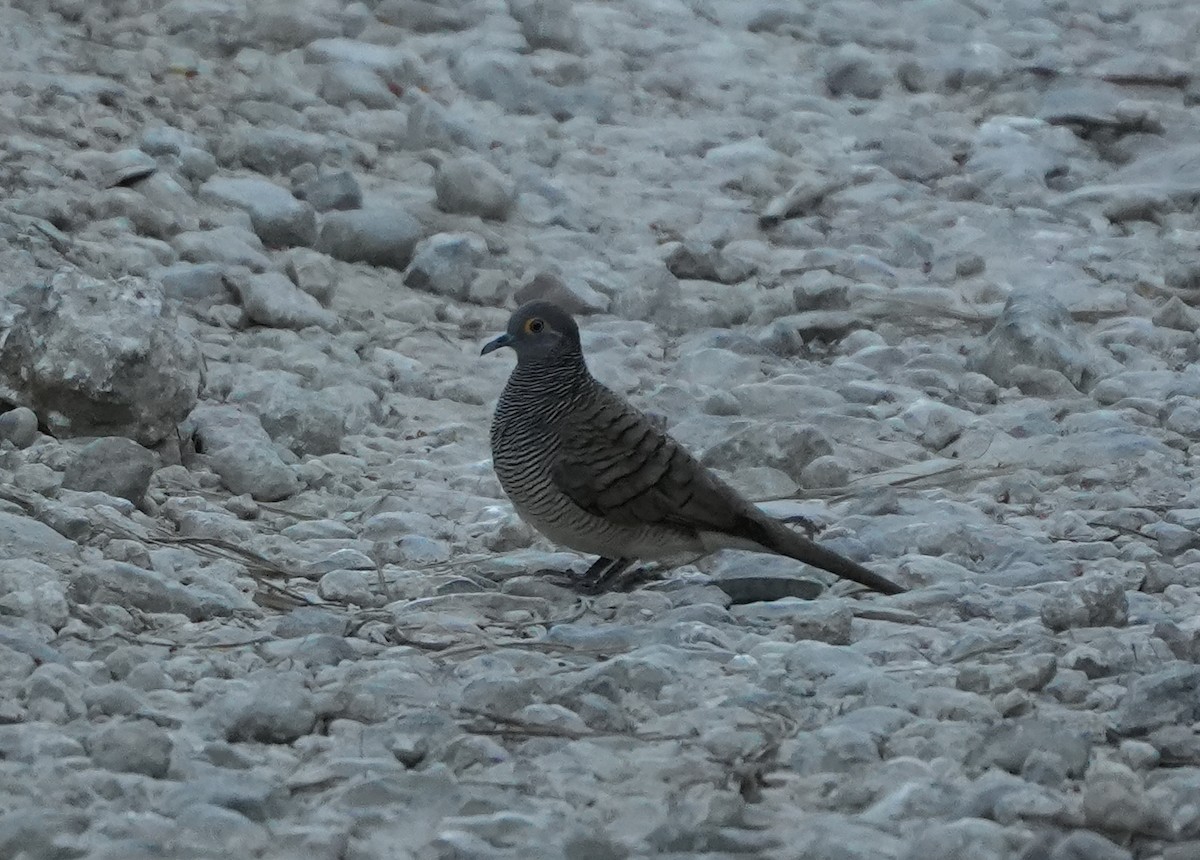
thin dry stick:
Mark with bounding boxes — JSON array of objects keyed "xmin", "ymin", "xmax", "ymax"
[{"xmin": 457, "ymin": 706, "xmax": 697, "ymax": 743}]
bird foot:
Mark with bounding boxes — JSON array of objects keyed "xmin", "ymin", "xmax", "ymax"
[
  {"xmin": 576, "ymin": 561, "xmax": 668, "ymax": 594},
  {"xmin": 779, "ymin": 513, "xmax": 821, "ymax": 539},
  {"xmin": 572, "ymin": 556, "xmax": 642, "ymax": 594},
  {"xmin": 606, "ymin": 565, "xmax": 664, "ymax": 592},
  {"xmin": 530, "ymin": 562, "xmax": 639, "ymax": 593},
  {"xmin": 534, "ymin": 568, "xmax": 588, "ymax": 589},
  {"xmin": 535, "ymin": 558, "xmax": 670, "ymax": 595}
]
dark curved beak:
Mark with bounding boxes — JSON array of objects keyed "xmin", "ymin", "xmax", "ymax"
[{"xmin": 480, "ymin": 333, "xmax": 513, "ymax": 356}]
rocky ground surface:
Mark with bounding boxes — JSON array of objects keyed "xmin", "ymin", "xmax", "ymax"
[{"xmin": 1, "ymin": 0, "xmax": 1200, "ymax": 857}]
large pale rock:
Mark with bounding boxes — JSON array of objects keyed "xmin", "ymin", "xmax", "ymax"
[
  {"xmin": 62, "ymin": 436, "xmax": 157, "ymax": 505},
  {"xmin": 318, "ymin": 208, "xmax": 422, "ymax": 269},
  {"xmin": 229, "ymin": 271, "xmax": 337, "ymax": 331},
  {"xmin": 434, "ymin": 155, "xmax": 516, "ymax": 220},
  {"xmin": 182, "ymin": 404, "xmax": 301, "ymax": 501},
  {"xmin": 967, "ymin": 292, "xmax": 1119, "ymax": 393},
  {"xmin": 0, "ymin": 272, "xmax": 202, "ymax": 445},
  {"xmin": 198, "ymin": 176, "xmax": 317, "ymax": 247},
  {"xmin": 403, "ymin": 232, "xmax": 487, "ymax": 300}
]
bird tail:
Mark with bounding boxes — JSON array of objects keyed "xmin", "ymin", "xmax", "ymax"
[{"xmin": 745, "ymin": 516, "xmax": 906, "ymax": 596}]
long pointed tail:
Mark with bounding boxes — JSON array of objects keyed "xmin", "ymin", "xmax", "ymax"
[{"xmin": 748, "ymin": 515, "xmax": 905, "ymax": 596}]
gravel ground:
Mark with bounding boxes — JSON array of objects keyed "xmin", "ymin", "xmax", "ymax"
[{"xmin": 1, "ymin": 0, "xmax": 1200, "ymax": 857}]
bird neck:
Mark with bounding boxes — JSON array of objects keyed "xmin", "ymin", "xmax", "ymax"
[{"xmin": 509, "ymin": 351, "xmax": 592, "ymax": 395}]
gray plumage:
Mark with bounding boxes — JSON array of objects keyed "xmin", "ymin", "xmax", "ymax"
[{"xmin": 481, "ymin": 301, "xmax": 905, "ymax": 596}]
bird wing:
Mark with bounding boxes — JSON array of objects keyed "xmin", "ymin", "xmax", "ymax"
[
  {"xmin": 550, "ymin": 385, "xmax": 744, "ymax": 532},
  {"xmin": 548, "ymin": 384, "xmax": 906, "ymax": 595}
]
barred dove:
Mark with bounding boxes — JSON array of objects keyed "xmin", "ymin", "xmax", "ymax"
[{"xmin": 482, "ymin": 301, "xmax": 904, "ymax": 595}]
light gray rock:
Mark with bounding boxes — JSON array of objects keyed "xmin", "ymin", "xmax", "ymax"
[
  {"xmin": 222, "ymin": 678, "xmax": 317, "ymax": 743},
  {"xmin": 87, "ymin": 719, "xmax": 172, "ymax": 778},
  {"xmin": 434, "ymin": 155, "xmax": 516, "ymax": 220},
  {"xmin": 968, "ymin": 291, "xmax": 1118, "ymax": 393},
  {"xmin": 159, "ymin": 263, "xmax": 232, "ymax": 305},
  {"xmin": 1046, "ymin": 830, "xmax": 1134, "ymax": 860},
  {"xmin": 799, "ymin": 454, "xmax": 850, "ymax": 489},
  {"xmin": 375, "ymin": 0, "xmax": 479, "ymax": 31},
  {"xmin": 673, "ymin": 346, "xmax": 762, "ymax": 388},
  {"xmin": 294, "ymin": 170, "xmax": 362, "ymax": 212},
  {"xmin": 268, "ymin": 633, "xmax": 356, "ymax": 667},
  {"xmin": 403, "ymin": 232, "xmax": 487, "ymax": 300},
  {"xmin": 0, "ymin": 407, "xmax": 38, "ymax": 448},
  {"xmin": 304, "ymin": 40, "xmax": 425, "ymax": 110},
  {"xmin": 218, "ymin": 126, "xmax": 331, "ymax": 175},
  {"xmin": 283, "ymin": 248, "xmax": 339, "ymax": 306},
  {"xmin": 229, "ymin": 270, "xmax": 337, "ymax": 330},
  {"xmin": 252, "ymin": 4, "xmax": 340, "ymax": 47},
  {"xmin": 70, "ymin": 561, "xmax": 245, "ymax": 621},
  {"xmin": 452, "ymin": 50, "xmax": 537, "ymax": 113},
  {"xmin": 62, "ymin": 436, "xmax": 156, "ymax": 504},
  {"xmin": 184, "ymin": 404, "xmax": 301, "ymax": 501},
  {"xmin": 1165, "ymin": 403, "xmax": 1200, "ymax": 437},
  {"xmin": 281, "ymin": 519, "xmax": 357, "ymax": 541},
  {"xmin": 1005, "ymin": 365, "xmax": 1083, "ymax": 397},
  {"xmin": 1082, "ymin": 759, "xmax": 1170, "ymax": 836},
  {"xmin": 825, "ymin": 45, "xmax": 888, "ymax": 99},
  {"xmin": 771, "ymin": 310, "xmax": 863, "ymax": 344},
  {"xmin": 0, "ymin": 642, "xmax": 37, "ymax": 685},
  {"xmin": 394, "ymin": 534, "xmax": 451, "ymax": 564},
  {"xmin": 89, "ymin": 171, "xmax": 201, "ymax": 239},
  {"xmin": 513, "ymin": 270, "xmax": 609, "ymax": 314},
  {"xmin": 22, "ymin": 663, "xmax": 87, "ymax": 724},
  {"xmin": 319, "ymin": 62, "xmax": 398, "ymax": 109},
  {"xmin": 317, "ymin": 568, "xmax": 379, "ymax": 605},
  {"xmin": 788, "ymin": 602, "xmax": 853, "ymax": 643},
  {"xmin": 0, "ymin": 558, "xmax": 69, "ymax": 629},
  {"xmin": 761, "ymin": 172, "xmax": 849, "ymax": 224},
  {"xmin": 508, "ymin": 0, "xmax": 585, "ymax": 52},
  {"xmin": 746, "ymin": 5, "xmax": 809, "ymax": 35},
  {"xmin": 83, "ymin": 680, "xmax": 150, "ymax": 717},
  {"xmin": 199, "ymin": 176, "xmax": 317, "ymax": 247},
  {"xmin": 318, "ymin": 207, "xmax": 422, "ymax": 269},
  {"xmin": 274, "ymin": 606, "xmax": 349, "ymax": 638},
  {"xmin": 178, "ymin": 145, "xmax": 218, "ymax": 181},
  {"xmin": 1113, "ymin": 663, "xmax": 1200, "ymax": 736},
  {"xmin": 1152, "ymin": 296, "xmax": 1200, "ymax": 332},
  {"xmin": 157, "ymin": 770, "xmax": 287, "ymax": 824},
  {"xmin": 140, "ymin": 125, "xmax": 204, "ymax": 156},
  {"xmin": 665, "ymin": 241, "xmax": 757, "ymax": 284},
  {"xmin": 174, "ymin": 225, "xmax": 272, "ymax": 271},
  {"xmin": 227, "ymin": 376, "xmax": 374, "ymax": 456},
  {"xmin": 966, "ymin": 717, "xmax": 1091, "ymax": 778},
  {"xmin": 790, "ymin": 725, "xmax": 880, "ymax": 774},
  {"xmin": 900, "ymin": 818, "xmax": 1020, "ymax": 860},
  {"xmin": 0, "ymin": 272, "xmax": 202, "ymax": 445},
  {"xmin": 331, "ymin": 107, "xmax": 408, "ymax": 147},
  {"xmin": 1040, "ymin": 575, "xmax": 1129, "ymax": 631},
  {"xmin": 404, "ymin": 92, "xmax": 485, "ymax": 150},
  {"xmin": 11, "ymin": 464, "xmax": 62, "ymax": 500},
  {"xmin": 897, "ymin": 398, "xmax": 973, "ymax": 450},
  {"xmin": 89, "ymin": 187, "xmax": 192, "ymax": 241},
  {"xmin": 866, "ymin": 130, "xmax": 956, "ymax": 182},
  {"xmin": 793, "ymin": 272, "xmax": 850, "ymax": 310}
]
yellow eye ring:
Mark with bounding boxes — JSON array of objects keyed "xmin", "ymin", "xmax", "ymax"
[{"xmin": 525, "ymin": 318, "xmax": 545, "ymax": 334}]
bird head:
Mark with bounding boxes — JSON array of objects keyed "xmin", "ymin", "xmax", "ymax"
[{"xmin": 481, "ymin": 301, "xmax": 582, "ymax": 364}]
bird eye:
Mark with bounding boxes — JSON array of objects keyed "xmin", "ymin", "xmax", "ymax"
[{"xmin": 526, "ymin": 318, "xmax": 545, "ymax": 334}]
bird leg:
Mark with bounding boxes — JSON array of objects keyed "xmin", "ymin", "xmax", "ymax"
[
  {"xmin": 778, "ymin": 513, "xmax": 820, "ymax": 539},
  {"xmin": 575, "ymin": 556, "xmax": 635, "ymax": 594}
]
